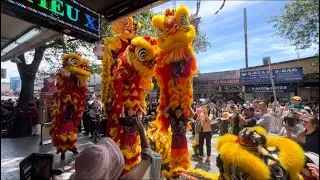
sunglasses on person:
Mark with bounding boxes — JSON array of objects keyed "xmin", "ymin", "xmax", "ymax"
[{"xmin": 302, "ymin": 120, "xmax": 309, "ymax": 124}]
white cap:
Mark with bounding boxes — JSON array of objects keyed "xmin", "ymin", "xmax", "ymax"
[{"xmin": 305, "ymin": 152, "xmax": 319, "ymax": 167}]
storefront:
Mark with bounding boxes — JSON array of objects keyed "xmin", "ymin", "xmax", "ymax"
[
  {"xmin": 193, "ymin": 70, "xmax": 242, "ymax": 101},
  {"xmin": 245, "ymin": 84, "xmax": 296, "ymax": 104},
  {"xmin": 241, "ymin": 67, "xmax": 303, "ymax": 103}
]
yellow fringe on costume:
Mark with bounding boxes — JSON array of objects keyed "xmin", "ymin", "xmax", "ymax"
[
  {"xmin": 169, "ymin": 149, "xmax": 191, "ymax": 170},
  {"xmin": 219, "ymin": 140, "xmax": 271, "ymax": 179},
  {"xmin": 216, "ymin": 127, "xmax": 306, "ymax": 180},
  {"xmin": 147, "ymin": 127, "xmax": 172, "ymax": 165},
  {"xmin": 164, "ymin": 167, "xmax": 219, "ymax": 180},
  {"xmin": 267, "ymin": 136, "xmax": 305, "ymax": 179}
]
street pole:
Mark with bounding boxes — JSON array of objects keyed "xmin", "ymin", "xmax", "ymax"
[
  {"xmin": 244, "ymin": 8, "xmax": 248, "ymax": 68},
  {"xmin": 268, "ymin": 60, "xmax": 277, "ymax": 103}
]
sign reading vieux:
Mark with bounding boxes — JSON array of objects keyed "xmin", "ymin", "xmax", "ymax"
[{"xmin": 4, "ymin": 0, "xmax": 100, "ymax": 42}]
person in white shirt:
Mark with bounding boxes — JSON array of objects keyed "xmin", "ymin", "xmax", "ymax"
[{"xmin": 257, "ymin": 101, "xmax": 272, "ymax": 133}]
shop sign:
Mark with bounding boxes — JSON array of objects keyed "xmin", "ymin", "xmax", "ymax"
[
  {"xmin": 246, "ymin": 85, "xmax": 292, "ymax": 93},
  {"xmin": 273, "ymin": 67, "xmax": 303, "ymax": 82},
  {"xmin": 4, "ymin": 0, "xmax": 101, "ymax": 42},
  {"xmin": 208, "ymin": 79, "xmax": 240, "ymax": 85},
  {"xmin": 240, "ymin": 67, "xmax": 303, "ymax": 84}
]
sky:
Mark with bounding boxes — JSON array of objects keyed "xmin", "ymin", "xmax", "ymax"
[{"xmin": 1, "ymin": 0, "xmax": 318, "ymax": 82}]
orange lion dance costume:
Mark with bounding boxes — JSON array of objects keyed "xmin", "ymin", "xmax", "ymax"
[
  {"xmin": 150, "ymin": 5, "xmax": 197, "ymax": 173},
  {"xmin": 50, "ymin": 53, "xmax": 91, "ymax": 159}
]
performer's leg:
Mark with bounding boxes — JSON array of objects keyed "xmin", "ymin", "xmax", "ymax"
[
  {"xmin": 198, "ymin": 132, "xmax": 205, "ymax": 157},
  {"xmin": 205, "ymin": 132, "xmax": 212, "ymax": 157},
  {"xmin": 32, "ymin": 125, "xmax": 36, "ymax": 136},
  {"xmin": 61, "ymin": 152, "xmax": 65, "ymax": 160},
  {"xmin": 35, "ymin": 124, "xmax": 41, "ymax": 135}
]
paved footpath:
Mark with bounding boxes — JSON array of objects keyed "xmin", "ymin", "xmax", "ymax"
[
  {"xmin": 1, "ymin": 131, "xmax": 221, "ymax": 180},
  {"xmin": 1, "ymin": 133, "xmax": 94, "ymax": 180},
  {"xmin": 187, "ymin": 131, "xmax": 220, "ymax": 174}
]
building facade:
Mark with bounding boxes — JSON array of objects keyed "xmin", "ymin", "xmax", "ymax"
[
  {"xmin": 10, "ymin": 77, "xmax": 21, "ymax": 92},
  {"xmin": 193, "ymin": 70, "xmax": 242, "ymax": 102},
  {"xmin": 240, "ymin": 56, "xmax": 319, "ymax": 103}
]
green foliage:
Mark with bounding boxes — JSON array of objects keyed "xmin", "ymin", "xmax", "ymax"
[
  {"xmin": 37, "ymin": 9, "xmax": 211, "ymax": 79},
  {"xmin": 269, "ymin": 0, "xmax": 319, "ymax": 50},
  {"xmin": 136, "ymin": 10, "xmax": 159, "ymax": 37}
]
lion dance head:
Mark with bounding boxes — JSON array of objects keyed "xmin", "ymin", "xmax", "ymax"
[
  {"xmin": 112, "ymin": 16, "xmax": 141, "ymax": 40},
  {"xmin": 61, "ymin": 53, "xmax": 92, "ymax": 87},
  {"xmin": 126, "ymin": 36, "xmax": 157, "ymax": 77},
  {"xmin": 152, "ymin": 5, "xmax": 196, "ymax": 51}
]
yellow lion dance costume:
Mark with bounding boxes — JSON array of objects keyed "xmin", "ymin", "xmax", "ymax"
[
  {"xmin": 213, "ymin": 126, "xmax": 305, "ymax": 180},
  {"xmin": 50, "ymin": 53, "xmax": 91, "ymax": 159},
  {"xmin": 150, "ymin": 5, "xmax": 197, "ymax": 173}
]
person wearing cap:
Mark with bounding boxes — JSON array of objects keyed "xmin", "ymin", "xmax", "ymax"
[
  {"xmin": 73, "ymin": 117, "xmax": 153, "ymax": 180},
  {"xmin": 219, "ymin": 112, "xmax": 231, "ymax": 136},
  {"xmin": 290, "ymin": 96, "xmax": 305, "ymax": 110},
  {"xmin": 301, "ymin": 152, "xmax": 319, "ymax": 180}
]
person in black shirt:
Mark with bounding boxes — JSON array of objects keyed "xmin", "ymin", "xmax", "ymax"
[
  {"xmin": 286, "ymin": 115, "xmax": 319, "ymax": 155},
  {"xmin": 163, "ymin": 105, "xmax": 195, "ymax": 170}
]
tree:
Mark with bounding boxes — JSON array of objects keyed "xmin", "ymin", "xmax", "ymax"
[
  {"xmin": 269, "ymin": 0, "xmax": 319, "ymax": 50},
  {"xmin": 16, "ymin": 46, "xmax": 46, "ymax": 106}
]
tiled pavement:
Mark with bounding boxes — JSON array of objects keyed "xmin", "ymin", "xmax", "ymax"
[
  {"xmin": 1, "ymin": 131, "xmax": 220, "ymax": 180},
  {"xmin": 1, "ymin": 133, "xmax": 95, "ymax": 180}
]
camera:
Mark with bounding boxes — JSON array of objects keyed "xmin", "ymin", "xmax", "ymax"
[
  {"xmin": 119, "ymin": 116, "xmax": 137, "ymax": 127},
  {"xmin": 142, "ymin": 115, "xmax": 152, "ymax": 124},
  {"xmin": 283, "ymin": 116, "xmax": 296, "ymax": 127},
  {"xmin": 20, "ymin": 153, "xmax": 62, "ymax": 180}
]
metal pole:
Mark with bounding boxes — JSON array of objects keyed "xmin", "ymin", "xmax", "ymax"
[
  {"xmin": 244, "ymin": 8, "xmax": 248, "ymax": 68},
  {"xmin": 268, "ymin": 60, "xmax": 277, "ymax": 103}
]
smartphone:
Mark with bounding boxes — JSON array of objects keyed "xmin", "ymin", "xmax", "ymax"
[
  {"xmin": 20, "ymin": 153, "xmax": 54, "ymax": 180},
  {"xmin": 284, "ymin": 116, "xmax": 295, "ymax": 127}
]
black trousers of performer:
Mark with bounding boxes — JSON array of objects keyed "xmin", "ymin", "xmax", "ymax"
[
  {"xmin": 199, "ymin": 131, "xmax": 212, "ymax": 157},
  {"xmin": 100, "ymin": 120, "xmax": 107, "ymax": 137},
  {"xmin": 83, "ymin": 116, "xmax": 90, "ymax": 134}
]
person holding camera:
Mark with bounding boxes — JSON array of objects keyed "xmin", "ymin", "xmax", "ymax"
[
  {"xmin": 198, "ymin": 105, "xmax": 214, "ymax": 161},
  {"xmin": 229, "ymin": 106, "xmax": 256, "ymax": 136},
  {"xmin": 72, "ymin": 117, "xmax": 153, "ymax": 180}
]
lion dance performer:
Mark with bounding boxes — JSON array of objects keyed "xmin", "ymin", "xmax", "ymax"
[
  {"xmin": 101, "ymin": 17, "xmax": 157, "ymax": 173},
  {"xmin": 50, "ymin": 53, "xmax": 91, "ymax": 160},
  {"xmin": 101, "ymin": 16, "xmax": 140, "ymax": 112},
  {"xmin": 150, "ymin": 5, "xmax": 197, "ymax": 173},
  {"xmin": 111, "ymin": 36, "xmax": 157, "ymax": 173}
]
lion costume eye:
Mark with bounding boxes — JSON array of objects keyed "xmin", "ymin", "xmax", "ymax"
[
  {"xmin": 135, "ymin": 48, "xmax": 147, "ymax": 61},
  {"xmin": 122, "ymin": 19, "xmax": 129, "ymax": 27},
  {"xmin": 181, "ymin": 14, "xmax": 188, "ymax": 26},
  {"xmin": 68, "ymin": 58, "xmax": 78, "ymax": 66}
]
